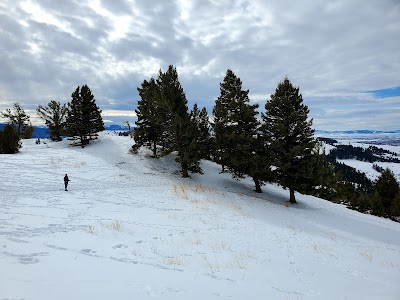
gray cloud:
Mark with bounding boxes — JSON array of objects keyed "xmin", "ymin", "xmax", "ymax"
[{"xmin": 0, "ymin": 0, "xmax": 399, "ymax": 130}]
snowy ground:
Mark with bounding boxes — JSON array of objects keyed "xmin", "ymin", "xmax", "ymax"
[
  {"xmin": 1, "ymin": 133, "xmax": 400, "ymax": 300},
  {"xmin": 336, "ymin": 159, "xmax": 400, "ymax": 182},
  {"xmin": 318, "ymin": 132, "xmax": 400, "ymax": 181}
]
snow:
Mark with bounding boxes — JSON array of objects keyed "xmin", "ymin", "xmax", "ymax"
[
  {"xmin": 320, "ymin": 135, "xmax": 400, "ymax": 182},
  {"xmin": 321, "ymin": 143, "xmax": 336, "ymax": 154},
  {"xmin": 1, "ymin": 133, "xmax": 400, "ymax": 300},
  {"xmin": 349, "ymin": 142, "xmax": 400, "ymax": 155},
  {"xmin": 337, "ymin": 159, "xmax": 400, "ymax": 182}
]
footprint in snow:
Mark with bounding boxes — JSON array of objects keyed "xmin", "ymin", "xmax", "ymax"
[
  {"xmin": 112, "ymin": 244, "xmax": 128, "ymax": 249},
  {"xmin": 80, "ymin": 249, "xmax": 97, "ymax": 254}
]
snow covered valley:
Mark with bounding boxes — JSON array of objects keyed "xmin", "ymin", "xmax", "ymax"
[{"xmin": 1, "ymin": 133, "xmax": 399, "ymax": 299}]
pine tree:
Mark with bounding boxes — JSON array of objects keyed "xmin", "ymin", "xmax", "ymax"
[
  {"xmin": 66, "ymin": 85, "xmax": 104, "ymax": 147},
  {"xmin": 374, "ymin": 168, "xmax": 399, "ymax": 216},
  {"xmin": 301, "ymin": 143, "xmax": 339, "ymax": 201},
  {"xmin": 0, "ymin": 123, "xmax": 21, "ymax": 154},
  {"xmin": 37, "ymin": 100, "xmax": 67, "ymax": 141},
  {"xmin": 176, "ymin": 115, "xmax": 203, "ymax": 176},
  {"xmin": 157, "ymin": 65, "xmax": 201, "ymax": 177},
  {"xmin": 82, "ymin": 85, "xmax": 104, "ymax": 139},
  {"xmin": 336, "ymin": 180, "xmax": 355, "ymax": 204},
  {"xmin": 21, "ymin": 122, "xmax": 34, "ymax": 139},
  {"xmin": 212, "ymin": 69, "xmax": 265, "ymax": 192},
  {"xmin": 390, "ymin": 192, "xmax": 400, "ymax": 219},
  {"xmin": 135, "ymin": 66, "xmax": 204, "ymax": 177},
  {"xmin": 358, "ymin": 193, "xmax": 373, "ymax": 213},
  {"xmin": 156, "ymin": 66, "xmax": 187, "ymax": 152},
  {"xmin": 135, "ymin": 78, "xmax": 163, "ymax": 157},
  {"xmin": 1, "ymin": 103, "xmax": 33, "ymax": 139},
  {"xmin": 190, "ymin": 104, "xmax": 211, "ymax": 160},
  {"xmin": 212, "ymin": 69, "xmax": 235, "ymax": 172},
  {"xmin": 261, "ymin": 77, "xmax": 316, "ymax": 204}
]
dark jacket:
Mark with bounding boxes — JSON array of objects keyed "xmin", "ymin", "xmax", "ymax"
[{"xmin": 64, "ymin": 175, "xmax": 69, "ymax": 183}]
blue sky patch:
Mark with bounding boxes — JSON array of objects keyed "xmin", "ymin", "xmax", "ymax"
[{"xmin": 368, "ymin": 86, "xmax": 400, "ymax": 98}]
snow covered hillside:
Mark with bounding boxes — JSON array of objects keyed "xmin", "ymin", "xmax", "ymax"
[
  {"xmin": 1, "ymin": 133, "xmax": 400, "ymax": 300},
  {"xmin": 318, "ymin": 132, "xmax": 400, "ymax": 182}
]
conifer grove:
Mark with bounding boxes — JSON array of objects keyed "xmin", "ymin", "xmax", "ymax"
[{"xmin": 1, "ymin": 66, "xmax": 399, "ymax": 221}]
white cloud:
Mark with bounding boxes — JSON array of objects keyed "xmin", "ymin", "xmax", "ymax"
[
  {"xmin": 0, "ymin": 0, "xmax": 399, "ymax": 130},
  {"xmin": 101, "ymin": 110, "xmax": 137, "ymax": 117}
]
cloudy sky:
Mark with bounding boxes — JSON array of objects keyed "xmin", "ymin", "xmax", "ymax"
[{"xmin": 0, "ymin": 0, "xmax": 399, "ymax": 130}]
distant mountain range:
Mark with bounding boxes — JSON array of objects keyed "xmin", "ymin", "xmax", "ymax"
[
  {"xmin": 315, "ymin": 129, "xmax": 400, "ymax": 135},
  {"xmin": 1, "ymin": 123, "xmax": 399, "ymax": 139}
]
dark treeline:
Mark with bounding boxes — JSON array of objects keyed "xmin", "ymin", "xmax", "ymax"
[
  {"xmin": 322, "ymin": 142, "xmax": 400, "ymax": 220},
  {"xmin": 316, "ymin": 137, "xmax": 337, "ymax": 145},
  {"xmin": 332, "ymin": 162, "xmax": 374, "ymax": 194},
  {"xmin": 317, "ymin": 155, "xmax": 400, "ymax": 220},
  {"xmin": 327, "ymin": 144, "xmax": 399, "ymax": 163},
  {"xmin": 373, "ymin": 164, "xmax": 384, "ymax": 173},
  {"xmin": 345, "ymin": 168, "xmax": 400, "ymax": 220},
  {"xmin": 322, "ymin": 145, "xmax": 400, "ymax": 220}
]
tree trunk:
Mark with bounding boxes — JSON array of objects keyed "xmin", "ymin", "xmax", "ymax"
[
  {"xmin": 80, "ymin": 135, "xmax": 85, "ymax": 148},
  {"xmin": 253, "ymin": 176, "xmax": 262, "ymax": 193},
  {"xmin": 289, "ymin": 188, "xmax": 297, "ymax": 204},
  {"xmin": 181, "ymin": 162, "xmax": 189, "ymax": 178},
  {"xmin": 152, "ymin": 142, "xmax": 157, "ymax": 158}
]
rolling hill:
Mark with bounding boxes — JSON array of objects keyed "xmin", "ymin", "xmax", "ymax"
[{"xmin": 1, "ymin": 133, "xmax": 399, "ymax": 299}]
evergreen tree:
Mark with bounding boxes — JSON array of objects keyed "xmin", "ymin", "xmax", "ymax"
[
  {"xmin": 135, "ymin": 78, "xmax": 163, "ymax": 157},
  {"xmin": 252, "ymin": 131, "xmax": 274, "ymax": 193},
  {"xmin": 1, "ymin": 103, "xmax": 33, "ymax": 139},
  {"xmin": 306, "ymin": 145, "xmax": 337, "ymax": 201},
  {"xmin": 358, "ymin": 193, "xmax": 373, "ymax": 213},
  {"xmin": 190, "ymin": 104, "xmax": 211, "ymax": 160},
  {"xmin": 21, "ymin": 122, "xmax": 34, "ymax": 139},
  {"xmin": 390, "ymin": 192, "xmax": 400, "ymax": 219},
  {"xmin": 212, "ymin": 69, "xmax": 265, "ymax": 192},
  {"xmin": 0, "ymin": 123, "xmax": 21, "ymax": 154},
  {"xmin": 156, "ymin": 66, "xmax": 186, "ymax": 152},
  {"xmin": 37, "ymin": 100, "xmax": 67, "ymax": 141},
  {"xmin": 135, "ymin": 66, "xmax": 202, "ymax": 177},
  {"xmin": 212, "ymin": 69, "xmax": 236, "ymax": 172},
  {"xmin": 261, "ymin": 77, "xmax": 316, "ymax": 204},
  {"xmin": 329, "ymin": 161, "xmax": 373, "ymax": 194},
  {"xmin": 66, "ymin": 85, "xmax": 104, "ymax": 147},
  {"xmin": 155, "ymin": 65, "xmax": 201, "ymax": 177},
  {"xmin": 374, "ymin": 168, "xmax": 399, "ymax": 216},
  {"xmin": 369, "ymin": 193, "xmax": 384, "ymax": 216},
  {"xmin": 176, "ymin": 115, "xmax": 203, "ymax": 176},
  {"xmin": 336, "ymin": 180, "xmax": 356, "ymax": 204}
]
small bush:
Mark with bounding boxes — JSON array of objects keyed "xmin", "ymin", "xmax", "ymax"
[{"xmin": 0, "ymin": 124, "xmax": 21, "ymax": 154}]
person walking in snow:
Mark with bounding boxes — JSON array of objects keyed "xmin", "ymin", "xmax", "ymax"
[{"xmin": 64, "ymin": 174, "xmax": 70, "ymax": 191}]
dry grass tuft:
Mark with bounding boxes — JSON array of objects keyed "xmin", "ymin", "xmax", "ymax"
[
  {"xmin": 102, "ymin": 220, "xmax": 124, "ymax": 231},
  {"xmin": 200, "ymin": 253, "xmax": 220, "ymax": 273},
  {"xmin": 164, "ymin": 255, "xmax": 184, "ymax": 266},
  {"xmin": 87, "ymin": 225, "xmax": 96, "ymax": 234}
]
